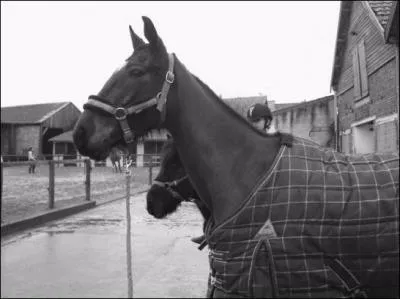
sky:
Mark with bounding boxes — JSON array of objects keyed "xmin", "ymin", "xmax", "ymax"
[{"xmin": 1, "ymin": 1, "xmax": 341, "ymax": 110}]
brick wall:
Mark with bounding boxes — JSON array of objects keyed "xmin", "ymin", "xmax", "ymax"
[
  {"xmin": 337, "ymin": 59, "xmax": 398, "ymax": 130},
  {"xmin": 376, "ymin": 117, "xmax": 398, "ymax": 153},
  {"xmin": 337, "ymin": 57, "xmax": 398, "ymax": 153},
  {"xmin": 15, "ymin": 125, "xmax": 41, "ymax": 156},
  {"xmin": 369, "ymin": 58, "xmax": 398, "ymax": 117}
]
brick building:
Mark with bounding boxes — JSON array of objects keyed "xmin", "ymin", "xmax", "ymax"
[
  {"xmin": 331, "ymin": 1, "xmax": 399, "ymax": 154},
  {"xmin": 1, "ymin": 102, "xmax": 81, "ymax": 160}
]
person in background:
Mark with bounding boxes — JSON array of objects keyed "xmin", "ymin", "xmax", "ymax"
[
  {"xmin": 27, "ymin": 147, "xmax": 37, "ymax": 174},
  {"xmin": 246, "ymin": 101, "xmax": 273, "ymax": 132}
]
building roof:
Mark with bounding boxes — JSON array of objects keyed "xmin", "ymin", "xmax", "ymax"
[
  {"xmin": 222, "ymin": 96, "xmax": 297, "ymax": 118},
  {"xmin": 223, "ymin": 96, "xmax": 268, "ymax": 117},
  {"xmin": 48, "ymin": 130, "xmax": 74, "ymax": 143},
  {"xmin": 274, "ymin": 103, "xmax": 299, "ymax": 111},
  {"xmin": 1, "ymin": 102, "xmax": 71, "ymax": 124},
  {"xmin": 330, "ymin": 1, "xmax": 396, "ymax": 90},
  {"xmin": 145, "ymin": 129, "xmax": 168, "ymax": 141},
  {"xmin": 385, "ymin": 1, "xmax": 399, "ymax": 42},
  {"xmin": 272, "ymin": 95, "xmax": 334, "ymax": 115}
]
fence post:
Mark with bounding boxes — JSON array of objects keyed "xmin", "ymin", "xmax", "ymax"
[
  {"xmin": 48, "ymin": 160, "xmax": 55, "ymax": 209},
  {"xmin": 85, "ymin": 159, "xmax": 91, "ymax": 201},
  {"xmin": 148, "ymin": 159, "xmax": 153, "ymax": 185},
  {"xmin": 1, "ymin": 160, "xmax": 3, "ymax": 216}
]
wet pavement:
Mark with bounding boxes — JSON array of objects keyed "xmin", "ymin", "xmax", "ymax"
[{"xmin": 1, "ymin": 194, "xmax": 209, "ymax": 298}]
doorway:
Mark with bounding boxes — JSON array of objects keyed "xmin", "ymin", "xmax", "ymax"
[{"xmin": 352, "ymin": 120, "xmax": 375, "ymax": 154}]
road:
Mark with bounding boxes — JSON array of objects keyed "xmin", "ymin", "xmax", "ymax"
[{"xmin": 1, "ymin": 194, "xmax": 209, "ymax": 298}]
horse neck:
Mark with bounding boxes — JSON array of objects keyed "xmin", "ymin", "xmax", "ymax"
[{"xmin": 165, "ymin": 57, "xmax": 281, "ymax": 226}]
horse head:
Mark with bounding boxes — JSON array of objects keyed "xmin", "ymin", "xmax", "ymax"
[
  {"xmin": 73, "ymin": 16, "xmax": 172, "ymax": 161},
  {"xmin": 147, "ymin": 139, "xmax": 210, "ymax": 220}
]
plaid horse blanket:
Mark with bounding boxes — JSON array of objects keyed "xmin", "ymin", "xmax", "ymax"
[{"xmin": 205, "ymin": 135, "xmax": 399, "ymax": 298}]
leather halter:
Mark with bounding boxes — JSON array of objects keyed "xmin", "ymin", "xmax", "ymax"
[
  {"xmin": 83, "ymin": 53, "xmax": 175, "ymax": 149},
  {"xmin": 153, "ymin": 175, "xmax": 193, "ymax": 203}
]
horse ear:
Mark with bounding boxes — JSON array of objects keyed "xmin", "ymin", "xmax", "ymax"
[
  {"xmin": 142, "ymin": 16, "xmax": 164, "ymax": 49},
  {"xmin": 129, "ymin": 25, "xmax": 145, "ymax": 50}
]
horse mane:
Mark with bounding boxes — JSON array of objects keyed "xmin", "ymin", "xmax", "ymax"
[{"xmin": 191, "ymin": 73, "xmax": 281, "ymax": 138}]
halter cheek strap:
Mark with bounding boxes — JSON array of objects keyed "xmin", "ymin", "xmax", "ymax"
[
  {"xmin": 157, "ymin": 54, "xmax": 175, "ymax": 123},
  {"xmin": 83, "ymin": 53, "xmax": 175, "ymax": 147},
  {"xmin": 153, "ymin": 175, "xmax": 193, "ymax": 202}
]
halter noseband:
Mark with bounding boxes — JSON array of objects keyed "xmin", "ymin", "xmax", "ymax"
[
  {"xmin": 83, "ymin": 53, "xmax": 175, "ymax": 147},
  {"xmin": 153, "ymin": 175, "xmax": 193, "ymax": 203}
]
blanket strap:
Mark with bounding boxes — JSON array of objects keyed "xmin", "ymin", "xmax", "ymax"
[
  {"xmin": 248, "ymin": 238, "xmax": 278, "ymax": 298},
  {"xmin": 325, "ymin": 258, "xmax": 367, "ymax": 298}
]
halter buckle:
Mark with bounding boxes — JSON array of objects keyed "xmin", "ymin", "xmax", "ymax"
[
  {"xmin": 165, "ymin": 71, "xmax": 175, "ymax": 84},
  {"xmin": 124, "ymin": 132, "xmax": 135, "ymax": 144},
  {"xmin": 115, "ymin": 107, "xmax": 128, "ymax": 120}
]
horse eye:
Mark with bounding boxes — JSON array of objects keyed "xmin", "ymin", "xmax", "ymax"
[{"xmin": 129, "ymin": 69, "xmax": 145, "ymax": 77}]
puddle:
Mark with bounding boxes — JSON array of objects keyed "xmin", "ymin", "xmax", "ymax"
[
  {"xmin": 40, "ymin": 218, "xmax": 124, "ymax": 231},
  {"xmin": 45, "ymin": 230, "xmax": 76, "ymax": 236}
]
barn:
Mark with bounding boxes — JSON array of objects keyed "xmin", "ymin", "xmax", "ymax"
[
  {"xmin": 1, "ymin": 102, "xmax": 81, "ymax": 160},
  {"xmin": 331, "ymin": 1, "xmax": 399, "ymax": 154}
]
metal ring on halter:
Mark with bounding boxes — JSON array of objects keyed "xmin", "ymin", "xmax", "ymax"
[
  {"xmin": 165, "ymin": 71, "xmax": 175, "ymax": 84},
  {"xmin": 153, "ymin": 177, "xmax": 192, "ymax": 203},
  {"xmin": 115, "ymin": 107, "xmax": 128, "ymax": 120}
]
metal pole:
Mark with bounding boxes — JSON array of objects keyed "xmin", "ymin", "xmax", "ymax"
[
  {"xmin": 85, "ymin": 159, "xmax": 91, "ymax": 201},
  {"xmin": 125, "ymin": 160, "xmax": 133, "ymax": 298}
]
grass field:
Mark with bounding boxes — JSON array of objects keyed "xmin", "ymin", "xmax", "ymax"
[{"xmin": 1, "ymin": 164, "xmax": 158, "ymax": 225}]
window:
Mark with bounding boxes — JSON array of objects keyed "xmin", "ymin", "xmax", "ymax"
[{"xmin": 352, "ymin": 40, "xmax": 369, "ymax": 100}]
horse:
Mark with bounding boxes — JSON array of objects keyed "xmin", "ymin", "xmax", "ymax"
[
  {"xmin": 72, "ymin": 17, "xmax": 399, "ymax": 298},
  {"xmin": 147, "ymin": 139, "xmax": 206, "ymax": 218},
  {"xmin": 147, "ymin": 139, "xmax": 210, "ymax": 246},
  {"xmin": 109, "ymin": 147, "xmax": 123, "ymax": 173}
]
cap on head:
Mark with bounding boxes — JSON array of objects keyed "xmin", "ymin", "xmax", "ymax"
[{"xmin": 247, "ymin": 103, "xmax": 272, "ymax": 122}]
